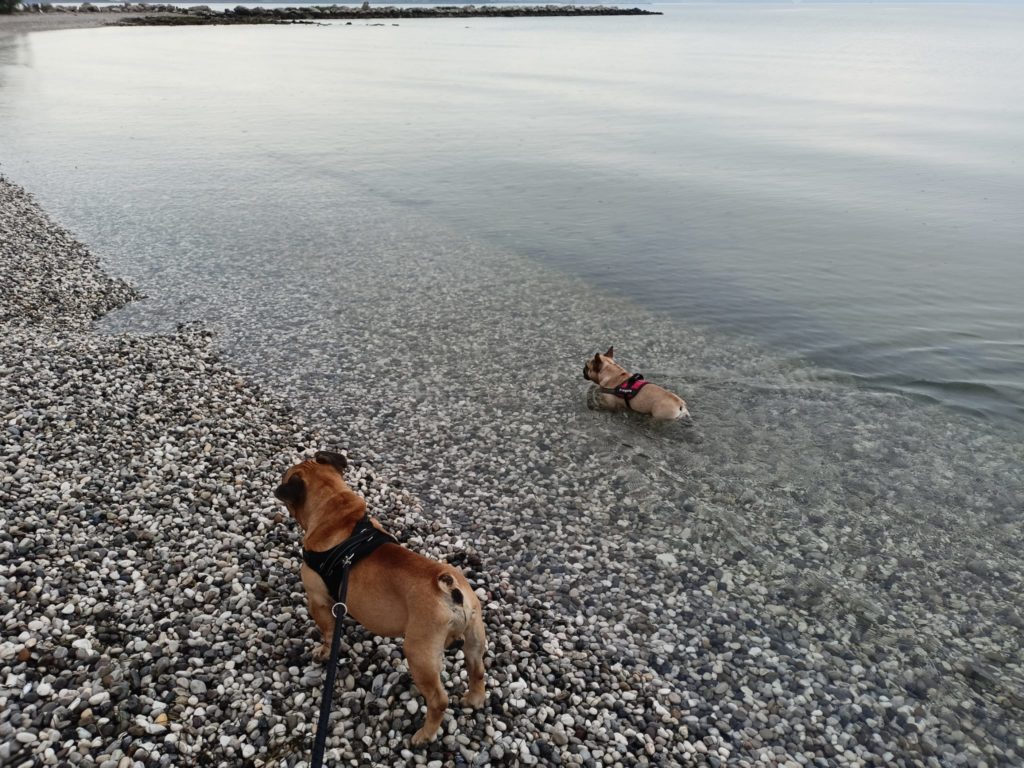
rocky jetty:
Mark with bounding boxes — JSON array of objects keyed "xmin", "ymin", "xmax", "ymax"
[{"xmin": 17, "ymin": 3, "xmax": 661, "ymax": 26}]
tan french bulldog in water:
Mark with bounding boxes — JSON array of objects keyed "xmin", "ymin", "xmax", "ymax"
[
  {"xmin": 582, "ymin": 346, "xmax": 691, "ymax": 422},
  {"xmin": 274, "ymin": 452, "xmax": 487, "ymax": 745}
]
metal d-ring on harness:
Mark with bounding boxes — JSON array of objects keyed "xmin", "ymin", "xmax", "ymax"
[
  {"xmin": 306, "ymin": 515, "xmax": 398, "ymax": 768},
  {"xmin": 598, "ymin": 372, "xmax": 649, "ymax": 409}
]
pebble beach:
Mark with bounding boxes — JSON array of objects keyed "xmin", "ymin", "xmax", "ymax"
[
  {"xmin": 0, "ymin": 177, "xmax": 735, "ymax": 767},
  {"xmin": 1, "ymin": 11, "xmax": 1024, "ymax": 767}
]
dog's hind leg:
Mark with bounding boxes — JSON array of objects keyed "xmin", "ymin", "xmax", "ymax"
[
  {"xmin": 406, "ymin": 632, "xmax": 448, "ymax": 745},
  {"xmin": 461, "ymin": 608, "xmax": 487, "ymax": 709},
  {"xmin": 652, "ymin": 401, "xmax": 688, "ymax": 422}
]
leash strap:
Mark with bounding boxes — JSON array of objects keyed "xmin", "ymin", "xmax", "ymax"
[
  {"xmin": 306, "ymin": 517, "xmax": 396, "ymax": 767},
  {"xmin": 310, "ymin": 568, "xmax": 351, "ymax": 768}
]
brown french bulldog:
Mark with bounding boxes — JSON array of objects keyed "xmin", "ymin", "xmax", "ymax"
[
  {"xmin": 273, "ymin": 451, "xmax": 487, "ymax": 745},
  {"xmin": 583, "ymin": 346, "xmax": 691, "ymax": 421}
]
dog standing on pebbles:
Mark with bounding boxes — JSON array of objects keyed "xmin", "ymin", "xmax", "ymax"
[
  {"xmin": 583, "ymin": 346, "xmax": 691, "ymax": 422},
  {"xmin": 273, "ymin": 451, "xmax": 487, "ymax": 745}
]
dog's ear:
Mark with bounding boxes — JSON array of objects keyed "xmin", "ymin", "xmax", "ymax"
[
  {"xmin": 592, "ymin": 353, "xmax": 603, "ymax": 371},
  {"xmin": 274, "ymin": 475, "xmax": 306, "ymax": 506},
  {"xmin": 314, "ymin": 450, "xmax": 348, "ymax": 475},
  {"xmin": 605, "ymin": 346, "xmax": 614, "ymax": 358}
]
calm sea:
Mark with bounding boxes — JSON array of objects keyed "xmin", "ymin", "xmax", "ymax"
[{"xmin": 2, "ymin": 3, "xmax": 1022, "ymax": 424}]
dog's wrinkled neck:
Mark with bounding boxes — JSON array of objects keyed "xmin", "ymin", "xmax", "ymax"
[
  {"xmin": 291, "ymin": 504, "xmax": 312, "ymax": 531},
  {"xmin": 596, "ymin": 363, "xmax": 632, "ymax": 388},
  {"xmin": 301, "ymin": 489, "xmax": 368, "ymax": 549}
]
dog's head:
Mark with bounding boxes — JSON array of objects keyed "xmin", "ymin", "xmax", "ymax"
[
  {"xmin": 582, "ymin": 346, "xmax": 623, "ymax": 385},
  {"xmin": 273, "ymin": 450, "xmax": 351, "ymax": 529}
]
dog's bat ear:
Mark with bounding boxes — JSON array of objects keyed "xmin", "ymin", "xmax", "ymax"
[
  {"xmin": 605, "ymin": 346, "xmax": 614, "ymax": 358},
  {"xmin": 592, "ymin": 353, "xmax": 603, "ymax": 371},
  {"xmin": 314, "ymin": 450, "xmax": 348, "ymax": 474},
  {"xmin": 274, "ymin": 475, "xmax": 306, "ymax": 506}
]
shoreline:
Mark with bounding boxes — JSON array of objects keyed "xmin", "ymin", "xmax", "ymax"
[
  {"xmin": 2, "ymin": 161, "xmax": 1022, "ymax": 767},
  {"xmin": 0, "ymin": 175, "xmax": 703, "ymax": 766},
  {"xmin": 0, "ymin": 8, "xmax": 177, "ymax": 31}
]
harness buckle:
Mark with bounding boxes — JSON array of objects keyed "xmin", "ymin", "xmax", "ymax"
[{"xmin": 331, "ymin": 602, "xmax": 348, "ymax": 619}]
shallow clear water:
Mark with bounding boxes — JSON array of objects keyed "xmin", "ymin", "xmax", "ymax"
[{"xmin": 1, "ymin": 4, "xmax": 1023, "ymax": 753}]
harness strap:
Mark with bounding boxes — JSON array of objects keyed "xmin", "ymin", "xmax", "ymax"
[
  {"xmin": 303, "ymin": 516, "xmax": 398, "ymax": 601},
  {"xmin": 598, "ymin": 373, "xmax": 649, "ymax": 409}
]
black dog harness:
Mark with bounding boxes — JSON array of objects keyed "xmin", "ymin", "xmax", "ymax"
[
  {"xmin": 303, "ymin": 514, "xmax": 398, "ymax": 600},
  {"xmin": 304, "ymin": 514, "xmax": 398, "ymax": 768},
  {"xmin": 600, "ymin": 373, "xmax": 649, "ymax": 409}
]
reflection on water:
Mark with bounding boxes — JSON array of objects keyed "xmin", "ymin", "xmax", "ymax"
[{"xmin": 1, "ymin": 4, "xmax": 1023, "ymax": 758}]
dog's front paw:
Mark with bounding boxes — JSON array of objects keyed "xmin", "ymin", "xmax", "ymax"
[
  {"xmin": 410, "ymin": 725, "xmax": 439, "ymax": 746},
  {"xmin": 312, "ymin": 643, "xmax": 330, "ymax": 663},
  {"xmin": 462, "ymin": 690, "xmax": 485, "ymax": 709}
]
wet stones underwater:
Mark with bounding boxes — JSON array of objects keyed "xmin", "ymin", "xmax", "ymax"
[{"xmin": 1, "ymin": 173, "xmax": 1023, "ymax": 768}]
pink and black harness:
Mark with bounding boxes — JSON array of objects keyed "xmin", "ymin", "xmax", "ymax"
[{"xmin": 599, "ymin": 373, "xmax": 649, "ymax": 409}]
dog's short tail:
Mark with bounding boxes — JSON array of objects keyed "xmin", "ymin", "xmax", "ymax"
[{"xmin": 437, "ymin": 572, "xmax": 465, "ymax": 604}]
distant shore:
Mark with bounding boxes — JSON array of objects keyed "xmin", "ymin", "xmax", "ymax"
[
  {"xmin": 1, "ymin": 3, "xmax": 659, "ymax": 30},
  {"xmin": 0, "ymin": 7, "xmax": 177, "ymax": 31}
]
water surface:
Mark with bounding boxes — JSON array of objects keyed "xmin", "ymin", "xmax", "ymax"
[{"xmin": 2, "ymin": 4, "xmax": 1023, "ymax": 421}]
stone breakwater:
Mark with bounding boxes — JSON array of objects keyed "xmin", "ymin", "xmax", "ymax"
[{"xmin": 17, "ymin": 4, "xmax": 660, "ymax": 26}]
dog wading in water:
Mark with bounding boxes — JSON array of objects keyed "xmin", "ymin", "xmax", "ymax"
[{"xmin": 583, "ymin": 346, "xmax": 691, "ymax": 421}]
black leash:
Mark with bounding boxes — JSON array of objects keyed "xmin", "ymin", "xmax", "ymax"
[
  {"xmin": 311, "ymin": 569, "xmax": 351, "ymax": 768},
  {"xmin": 305, "ymin": 516, "xmax": 398, "ymax": 768}
]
